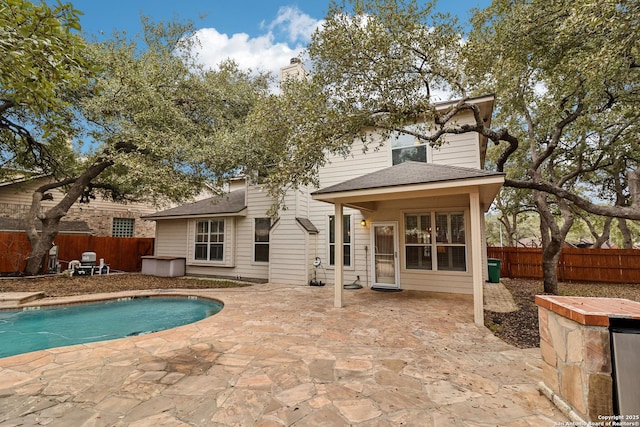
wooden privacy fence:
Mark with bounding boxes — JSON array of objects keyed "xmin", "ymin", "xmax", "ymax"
[
  {"xmin": 0, "ymin": 232, "xmax": 154, "ymax": 273},
  {"xmin": 487, "ymin": 246, "xmax": 640, "ymax": 284}
]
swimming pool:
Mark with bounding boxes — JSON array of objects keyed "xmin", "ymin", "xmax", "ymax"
[{"xmin": 0, "ymin": 296, "xmax": 223, "ymax": 358}]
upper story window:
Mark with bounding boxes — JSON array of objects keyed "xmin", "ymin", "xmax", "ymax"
[
  {"xmin": 391, "ymin": 132, "xmax": 427, "ymax": 165},
  {"xmin": 254, "ymin": 218, "xmax": 270, "ymax": 263},
  {"xmin": 195, "ymin": 219, "xmax": 224, "ymax": 261},
  {"xmin": 112, "ymin": 218, "xmax": 135, "ymax": 237}
]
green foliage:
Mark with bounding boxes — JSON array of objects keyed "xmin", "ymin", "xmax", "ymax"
[
  {"xmin": 0, "ymin": 0, "xmax": 93, "ymax": 178},
  {"xmin": 79, "ymin": 19, "xmax": 272, "ymax": 204},
  {"xmin": 465, "ymin": 0, "xmax": 640, "ymax": 254},
  {"xmin": 0, "ymin": 3, "xmax": 270, "ymax": 273},
  {"xmin": 0, "ymin": 0, "xmax": 90, "ymax": 114}
]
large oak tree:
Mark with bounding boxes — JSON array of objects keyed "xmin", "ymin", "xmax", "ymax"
[
  {"xmin": 246, "ymin": 0, "xmax": 640, "ymax": 293},
  {"xmin": 1, "ymin": 1, "xmax": 269, "ymax": 274}
]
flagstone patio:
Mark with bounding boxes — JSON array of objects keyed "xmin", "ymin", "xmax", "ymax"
[{"xmin": 0, "ymin": 283, "xmax": 567, "ymax": 426}]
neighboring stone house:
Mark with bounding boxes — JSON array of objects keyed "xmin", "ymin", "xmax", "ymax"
[
  {"xmin": 0, "ymin": 175, "xmax": 160, "ymax": 237},
  {"xmin": 143, "ymin": 60, "xmax": 505, "ymax": 326}
]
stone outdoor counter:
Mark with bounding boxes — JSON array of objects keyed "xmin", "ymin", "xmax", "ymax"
[{"xmin": 536, "ymin": 295, "xmax": 640, "ymax": 422}]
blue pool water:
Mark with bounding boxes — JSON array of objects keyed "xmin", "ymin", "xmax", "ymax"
[{"xmin": 0, "ymin": 297, "xmax": 223, "ymax": 358}]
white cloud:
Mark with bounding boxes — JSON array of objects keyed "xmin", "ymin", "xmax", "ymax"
[
  {"xmin": 264, "ymin": 6, "xmax": 323, "ymax": 43},
  {"xmin": 191, "ymin": 6, "xmax": 322, "ymax": 79}
]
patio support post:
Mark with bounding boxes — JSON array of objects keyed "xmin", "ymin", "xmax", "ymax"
[
  {"xmin": 470, "ymin": 190, "xmax": 484, "ymax": 325},
  {"xmin": 334, "ymin": 201, "xmax": 344, "ymax": 308}
]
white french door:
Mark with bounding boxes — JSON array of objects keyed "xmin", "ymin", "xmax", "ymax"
[{"xmin": 371, "ymin": 222, "xmax": 399, "ymax": 288}]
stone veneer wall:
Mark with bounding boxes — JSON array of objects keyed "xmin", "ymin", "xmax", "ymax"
[
  {"xmin": 64, "ymin": 206, "xmax": 156, "ymax": 237},
  {"xmin": 536, "ymin": 296, "xmax": 640, "ymax": 422},
  {"xmin": 538, "ymin": 305, "xmax": 613, "ymax": 421},
  {"xmin": 0, "ymin": 203, "xmax": 155, "ymax": 237}
]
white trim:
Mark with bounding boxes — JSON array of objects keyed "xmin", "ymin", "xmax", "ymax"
[
  {"xmin": 370, "ymin": 221, "xmax": 400, "ymax": 289},
  {"xmin": 313, "ymin": 176, "xmax": 504, "ymax": 202},
  {"xmin": 327, "ymin": 214, "xmax": 354, "ymax": 270},
  {"xmin": 334, "ymin": 202, "xmax": 344, "ymax": 308},
  {"xmin": 389, "ymin": 127, "xmax": 431, "ymax": 167},
  {"xmin": 252, "ymin": 217, "xmax": 270, "ymax": 264},
  {"xmin": 470, "ymin": 191, "xmax": 484, "ymax": 326},
  {"xmin": 192, "ymin": 218, "xmax": 225, "ymax": 263},
  {"xmin": 400, "ymin": 209, "xmax": 469, "ymax": 273}
]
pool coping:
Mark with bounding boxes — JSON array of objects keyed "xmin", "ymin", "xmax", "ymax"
[{"xmin": 0, "ymin": 289, "xmax": 225, "ymax": 312}]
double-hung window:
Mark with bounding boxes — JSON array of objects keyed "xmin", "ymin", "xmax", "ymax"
[
  {"xmin": 195, "ymin": 219, "xmax": 224, "ymax": 261},
  {"xmin": 404, "ymin": 212, "xmax": 466, "ymax": 271},
  {"xmin": 329, "ymin": 214, "xmax": 351, "ymax": 266},
  {"xmin": 254, "ymin": 218, "xmax": 270, "ymax": 262}
]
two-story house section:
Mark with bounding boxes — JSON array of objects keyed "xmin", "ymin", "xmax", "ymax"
[{"xmin": 143, "ymin": 61, "xmax": 504, "ymax": 325}]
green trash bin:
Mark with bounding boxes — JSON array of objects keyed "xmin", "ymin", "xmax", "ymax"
[{"xmin": 487, "ymin": 258, "xmax": 501, "ymax": 283}]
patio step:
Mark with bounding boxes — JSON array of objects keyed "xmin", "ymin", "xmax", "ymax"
[{"xmin": 0, "ymin": 292, "xmax": 45, "ymax": 309}]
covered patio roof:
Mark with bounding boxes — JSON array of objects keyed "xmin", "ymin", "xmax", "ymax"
[
  {"xmin": 311, "ymin": 161, "xmax": 504, "ymax": 210},
  {"xmin": 311, "ymin": 161, "xmax": 505, "ymax": 326}
]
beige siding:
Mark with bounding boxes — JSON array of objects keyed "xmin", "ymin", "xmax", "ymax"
[
  {"xmin": 268, "ymin": 187, "xmax": 311, "ymax": 285},
  {"xmin": 268, "ymin": 218, "xmax": 308, "ymax": 285},
  {"xmin": 310, "ymin": 196, "xmax": 475, "ymax": 294},
  {"xmin": 369, "ymin": 197, "xmax": 474, "ymax": 294},
  {"xmin": 148, "ymin": 107, "xmax": 490, "ymax": 288},
  {"xmin": 318, "ymin": 137, "xmax": 389, "ymax": 188},
  {"xmin": 307, "ymin": 201, "xmax": 369, "ymax": 286},
  {"xmin": 178, "ymin": 186, "xmax": 272, "ymax": 281},
  {"xmin": 430, "ymin": 109, "xmax": 481, "ymax": 169},
  {"xmin": 154, "ymin": 220, "xmax": 189, "ymax": 257},
  {"xmin": 431, "ymin": 132, "xmax": 481, "ymax": 169}
]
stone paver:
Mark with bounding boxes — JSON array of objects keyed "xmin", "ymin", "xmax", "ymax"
[
  {"xmin": 484, "ymin": 281, "xmax": 519, "ymax": 312},
  {"xmin": 0, "ymin": 284, "xmax": 568, "ymax": 425}
]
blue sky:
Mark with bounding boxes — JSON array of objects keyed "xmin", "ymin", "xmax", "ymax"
[{"xmin": 67, "ymin": 0, "xmax": 490, "ymax": 77}]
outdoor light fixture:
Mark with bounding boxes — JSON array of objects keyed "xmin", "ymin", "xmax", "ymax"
[{"xmin": 360, "ymin": 219, "xmax": 367, "ymax": 227}]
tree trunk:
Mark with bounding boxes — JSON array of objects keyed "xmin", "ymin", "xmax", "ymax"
[
  {"xmin": 535, "ymin": 191, "xmax": 574, "ymax": 294},
  {"xmin": 618, "ymin": 218, "xmax": 633, "ymax": 249},
  {"xmin": 539, "ymin": 217, "xmax": 562, "ymax": 294},
  {"xmin": 541, "ymin": 242, "xmax": 561, "ymax": 294},
  {"xmin": 24, "ymin": 218, "xmax": 60, "ymax": 275},
  {"xmin": 593, "ymin": 219, "xmax": 612, "ymax": 248},
  {"xmin": 23, "ymin": 161, "xmax": 112, "ymax": 275}
]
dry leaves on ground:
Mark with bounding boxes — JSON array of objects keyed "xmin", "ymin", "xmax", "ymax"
[
  {"xmin": 0, "ymin": 273, "xmax": 251, "ymax": 297},
  {"xmin": 485, "ymin": 278, "xmax": 640, "ymax": 348}
]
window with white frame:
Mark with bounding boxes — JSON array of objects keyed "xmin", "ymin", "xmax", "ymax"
[
  {"xmin": 404, "ymin": 213, "xmax": 432, "ymax": 270},
  {"xmin": 328, "ymin": 214, "xmax": 351, "ymax": 266},
  {"xmin": 112, "ymin": 218, "xmax": 135, "ymax": 237},
  {"xmin": 194, "ymin": 219, "xmax": 224, "ymax": 261},
  {"xmin": 391, "ymin": 132, "xmax": 427, "ymax": 165},
  {"xmin": 254, "ymin": 218, "xmax": 270, "ymax": 262},
  {"xmin": 404, "ymin": 212, "xmax": 466, "ymax": 271}
]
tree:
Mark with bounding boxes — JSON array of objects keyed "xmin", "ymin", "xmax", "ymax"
[
  {"xmin": 465, "ymin": 0, "xmax": 640, "ymax": 291},
  {"xmin": 246, "ymin": 0, "xmax": 639, "ymax": 293},
  {"xmin": 1, "ymin": 0, "xmax": 91, "ymax": 179},
  {"xmin": 1, "ymin": 2, "xmax": 269, "ymax": 274}
]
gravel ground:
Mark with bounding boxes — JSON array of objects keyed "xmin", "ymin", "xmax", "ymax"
[
  {"xmin": 3, "ymin": 273, "xmax": 639, "ymax": 349},
  {"xmin": 485, "ymin": 278, "xmax": 640, "ymax": 348}
]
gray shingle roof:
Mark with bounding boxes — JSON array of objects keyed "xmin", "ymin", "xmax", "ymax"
[
  {"xmin": 0, "ymin": 217, "xmax": 91, "ymax": 234},
  {"xmin": 143, "ymin": 189, "xmax": 246, "ymax": 219},
  {"xmin": 296, "ymin": 217, "xmax": 318, "ymax": 233},
  {"xmin": 312, "ymin": 161, "xmax": 505, "ymax": 195}
]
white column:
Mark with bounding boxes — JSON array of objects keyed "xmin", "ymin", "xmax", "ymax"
[
  {"xmin": 470, "ymin": 190, "xmax": 484, "ymax": 325},
  {"xmin": 334, "ymin": 201, "xmax": 344, "ymax": 308}
]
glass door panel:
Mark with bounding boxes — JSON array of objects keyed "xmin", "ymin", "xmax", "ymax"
[{"xmin": 372, "ymin": 223, "xmax": 398, "ymax": 288}]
